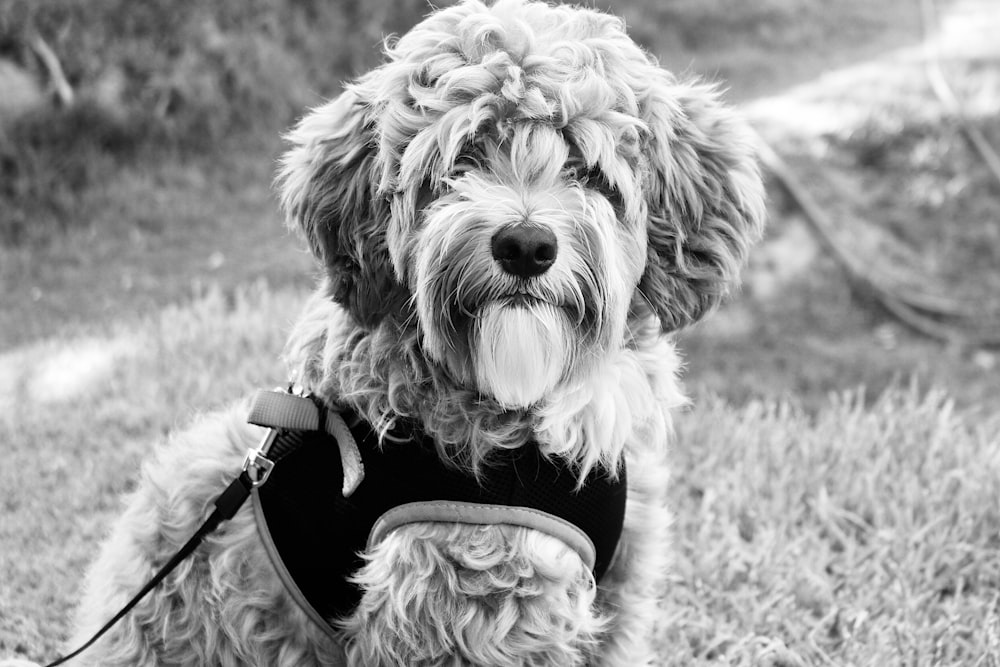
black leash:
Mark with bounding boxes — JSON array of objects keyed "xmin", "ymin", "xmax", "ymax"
[
  {"xmin": 41, "ymin": 390, "xmax": 329, "ymax": 666},
  {"xmin": 43, "ymin": 471, "xmax": 257, "ymax": 666}
]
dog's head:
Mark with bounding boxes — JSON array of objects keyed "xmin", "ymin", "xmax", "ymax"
[{"xmin": 279, "ymin": 0, "xmax": 764, "ymax": 409}]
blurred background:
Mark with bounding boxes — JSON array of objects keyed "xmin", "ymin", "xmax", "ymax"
[
  {"xmin": 2, "ymin": 0, "xmax": 997, "ymax": 408},
  {"xmin": 1, "ymin": 0, "xmax": 999, "ymax": 663}
]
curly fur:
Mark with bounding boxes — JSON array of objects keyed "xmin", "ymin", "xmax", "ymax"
[
  {"xmin": 44, "ymin": 1, "xmax": 765, "ymax": 665},
  {"xmin": 341, "ymin": 523, "xmax": 605, "ymax": 666}
]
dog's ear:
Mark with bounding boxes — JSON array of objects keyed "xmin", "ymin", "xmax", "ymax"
[
  {"xmin": 638, "ymin": 78, "xmax": 765, "ymax": 332},
  {"xmin": 277, "ymin": 87, "xmax": 408, "ymax": 328}
]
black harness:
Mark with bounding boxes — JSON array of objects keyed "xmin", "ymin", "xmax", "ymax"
[{"xmin": 253, "ymin": 401, "xmax": 628, "ymax": 626}]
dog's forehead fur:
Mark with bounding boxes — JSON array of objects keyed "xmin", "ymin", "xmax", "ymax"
[{"xmin": 361, "ymin": 0, "xmax": 652, "ymax": 197}]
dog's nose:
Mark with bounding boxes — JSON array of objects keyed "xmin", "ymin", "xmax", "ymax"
[{"xmin": 490, "ymin": 225, "xmax": 558, "ymax": 278}]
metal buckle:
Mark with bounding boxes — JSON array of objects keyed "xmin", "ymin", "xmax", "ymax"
[{"xmin": 243, "ymin": 428, "xmax": 279, "ymax": 488}]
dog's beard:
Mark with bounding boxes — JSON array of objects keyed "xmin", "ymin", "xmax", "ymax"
[{"xmin": 472, "ymin": 301, "xmax": 573, "ymax": 408}]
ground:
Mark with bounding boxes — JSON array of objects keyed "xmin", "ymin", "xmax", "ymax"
[{"xmin": 1, "ymin": 0, "xmax": 999, "ymax": 664}]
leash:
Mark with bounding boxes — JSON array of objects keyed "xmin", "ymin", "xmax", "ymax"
[{"xmin": 41, "ymin": 389, "xmax": 347, "ymax": 667}]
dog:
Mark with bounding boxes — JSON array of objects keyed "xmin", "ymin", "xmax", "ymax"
[{"xmin": 28, "ymin": 1, "xmax": 764, "ymax": 664}]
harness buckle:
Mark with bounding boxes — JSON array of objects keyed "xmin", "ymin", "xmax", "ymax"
[{"xmin": 243, "ymin": 428, "xmax": 279, "ymax": 487}]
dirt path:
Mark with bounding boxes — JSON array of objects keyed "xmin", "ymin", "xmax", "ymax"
[{"xmin": 680, "ymin": 0, "xmax": 1000, "ymax": 410}]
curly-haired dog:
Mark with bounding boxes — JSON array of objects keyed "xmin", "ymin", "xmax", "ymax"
[{"xmin": 43, "ymin": 1, "xmax": 764, "ymax": 665}]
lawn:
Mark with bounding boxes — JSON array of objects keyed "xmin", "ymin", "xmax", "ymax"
[{"xmin": 2, "ymin": 0, "xmax": 1000, "ymax": 664}]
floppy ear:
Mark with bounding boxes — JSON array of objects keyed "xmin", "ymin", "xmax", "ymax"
[
  {"xmin": 638, "ymin": 77, "xmax": 766, "ymax": 332},
  {"xmin": 277, "ymin": 87, "xmax": 409, "ymax": 328}
]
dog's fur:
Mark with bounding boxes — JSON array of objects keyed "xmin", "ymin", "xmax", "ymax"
[{"xmin": 61, "ymin": 1, "xmax": 764, "ymax": 664}]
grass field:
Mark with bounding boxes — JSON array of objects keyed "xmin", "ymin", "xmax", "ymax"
[
  {"xmin": 662, "ymin": 390, "xmax": 1000, "ymax": 665},
  {"xmin": 2, "ymin": 0, "xmax": 1000, "ymax": 664}
]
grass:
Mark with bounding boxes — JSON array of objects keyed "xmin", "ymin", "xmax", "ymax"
[
  {"xmin": 0, "ymin": 146, "xmax": 315, "ymax": 350},
  {"xmin": 1, "ymin": 284, "xmax": 998, "ymax": 664},
  {"xmin": 662, "ymin": 389, "xmax": 1000, "ymax": 665}
]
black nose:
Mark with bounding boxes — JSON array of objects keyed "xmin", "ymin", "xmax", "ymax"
[{"xmin": 490, "ymin": 225, "xmax": 558, "ymax": 278}]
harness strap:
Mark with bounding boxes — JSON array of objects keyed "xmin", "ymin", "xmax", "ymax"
[
  {"xmin": 248, "ymin": 390, "xmax": 364, "ymax": 496},
  {"xmin": 370, "ymin": 501, "xmax": 598, "ymax": 571},
  {"xmin": 247, "ymin": 390, "xmax": 322, "ymax": 431}
]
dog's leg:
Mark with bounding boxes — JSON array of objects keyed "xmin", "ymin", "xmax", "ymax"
[
  {"xmin": 595, "ymin": 444, "xmax": 672, "ymax": 666},
  {"xmin": 70, "ymin": 405, "xmax": 345, "ymax": 666}
]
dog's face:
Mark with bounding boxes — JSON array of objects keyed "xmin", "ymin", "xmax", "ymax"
[{"xmin": 279, "ymin": 0, "xmax": 764, "ymax": 408}]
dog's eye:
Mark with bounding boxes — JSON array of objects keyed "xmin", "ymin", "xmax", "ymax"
[
  {"xmin": 571, "ymin": 164, "xmax": 623, "ymax": 209},
  {"xmin": 450, "ymin": 152, "xmax": 480, "ymax": 176}
]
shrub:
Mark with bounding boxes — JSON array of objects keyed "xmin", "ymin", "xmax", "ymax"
[{"xmin": 0, "ymin": 0, "xmax": 434, "ymax": 244}]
